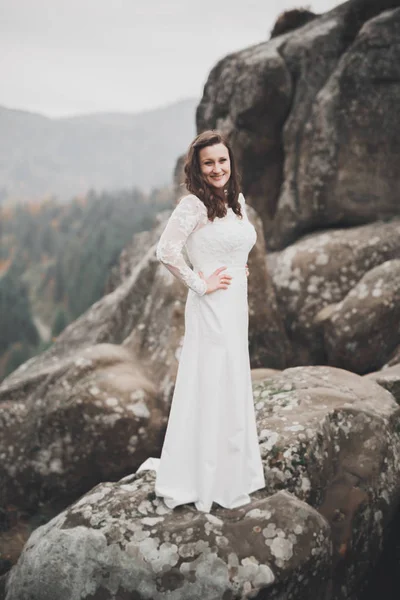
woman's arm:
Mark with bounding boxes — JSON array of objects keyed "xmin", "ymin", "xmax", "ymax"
[{"xmin": 156, "ymin": 195, "xmax": 208, "ymax": 296}]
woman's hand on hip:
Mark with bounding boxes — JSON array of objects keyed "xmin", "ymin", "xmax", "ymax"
[{"xmin": 199, "ymin": 266, "xmax": 232, "ymax": 294}]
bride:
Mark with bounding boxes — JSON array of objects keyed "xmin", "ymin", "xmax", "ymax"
[{"xmin": 137, "ymin": 130, "xmax": 265, "ymax": 512}]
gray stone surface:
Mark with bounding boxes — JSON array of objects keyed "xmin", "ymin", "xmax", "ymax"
[
  {"xmin": 198, "ymin": 1, "xmax": 400, "ymax": 250},
  {"xmin": 365, "ymin": 364, "xmax": 400, "ymax": 404},
  {"xmin": 323, "ymin": 260, "xmax": 400, "ymax": 373},
  {"xmin": 0, "ymin": 236, "xmax": 160, "ymax": 403},
  {"xmin": 3, "ymin": 367, "xmax": 400, "ymax": 600},
  {"xmin": 2, "ymin": 486, "xmax": 331, "ymax": 600},
  {"xmin": 269, "ymin": 219, "xmax": 400, "ymax": 365},
  {"xmin": 0, "ymin": 344, "xmax": 162, "ymax": 513}
]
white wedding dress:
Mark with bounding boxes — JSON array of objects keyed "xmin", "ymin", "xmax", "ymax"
[{"xmin": 137, "ymin": 192, "xmax": 265, "ymax": 512}]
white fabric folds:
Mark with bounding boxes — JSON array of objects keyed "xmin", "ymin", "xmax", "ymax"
[{"xmin": 137, "ymin": 193, "xmax": 265, "ymax": 512}]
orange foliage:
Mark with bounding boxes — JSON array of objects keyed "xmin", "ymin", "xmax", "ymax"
[
  {"xmin": 27, "ymin": 200, "xmax": 44, "ymax": 215},
  {"xmin": 0, "ymin": 206, "xmax": 14, "ymax": 220},
  {"xmin": 0, "ymin": 257, "xmax": 11, "ymax": 274}
]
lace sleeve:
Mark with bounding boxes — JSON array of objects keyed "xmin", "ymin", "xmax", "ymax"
[{"xmin": 156, "ymin": 195, "xmax": 208, "ymax": 296}]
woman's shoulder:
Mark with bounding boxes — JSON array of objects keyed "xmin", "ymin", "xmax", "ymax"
[{"xmin": 177, "ymin": 193, "xmax": 207, "ymax": 211}]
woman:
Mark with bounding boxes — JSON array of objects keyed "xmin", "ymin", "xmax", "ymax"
[{"xmin": 137, "ymin": 130, "xmax": 265, "ymax": 512}]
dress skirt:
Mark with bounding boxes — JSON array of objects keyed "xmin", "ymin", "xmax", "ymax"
[{"xmin": 137, "ymin": 264, "xmax": 265, "ymax": 513}]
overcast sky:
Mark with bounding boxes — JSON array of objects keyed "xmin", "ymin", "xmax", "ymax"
[{"xmin": 1, "ymin": 0, "xmax": 341, "ymax": 118}]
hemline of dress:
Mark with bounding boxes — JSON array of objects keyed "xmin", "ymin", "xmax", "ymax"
[
  {"xmin": 156, "ymin": 478, "xmax": 266, "ymax": 513},
  {"xmin": 136, "ymin": 458, "xmax": 265, "ymax": 513}
]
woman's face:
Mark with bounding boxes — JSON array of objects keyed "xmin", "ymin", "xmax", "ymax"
[{"xmin": 199, "ymin": 143, "xmax": 231, "ymax": 191}]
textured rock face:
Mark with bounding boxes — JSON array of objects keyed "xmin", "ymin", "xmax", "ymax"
[
  {"xmin": 197, "ymin": 34, "xmax": 292, "ymax": 226},
  {"xmin": 198, "ymin": 1, "xmax": 400, "ymax": 250},
  {"xmin": 271, "ymin": 5, "xmax": 400, "ymax": 249},
  {"xmin": 3, "ymin": 367, "xmax": 400, "ymax": 600},
  {"xmin": 268, "ymin": 220, "xmax": 400, "ymax": 365},
  {"xmin": 270, "ymin": 8, "xmax": 317, "ymax": 38},
  {"xmin": 195, "ymin": 0, "xmax": 400, "ymax": 373},
  {"xmin": 323, "ymin": 260, "xmax": 400, "ymax": 373},
  {"xmin": 0, "ymin": 236, "xmax": 160, "ymax": 403},
  {"xmin": 2, "ymin": 484, "xmax": 331, "ymax": 600},
  {"xmin": 0, "ymin": 344, "xmax": 162, "ymax": 513},
  {"xmin": 387, "ymin": 346, "xmax": 400, "ymax": 368},
  {"xmin": 365, "ymin": 364, "xmax": 400, "ymax": 404},
  {"xmin": 243, "ymin": 204, "xmax": 290, "ymax": 368},
  {"xmin": 252, "ymin": 367, "xmax": 400, "ymax": 578}
]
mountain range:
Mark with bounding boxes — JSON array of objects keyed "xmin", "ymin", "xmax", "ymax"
[{"xmin": 0, "ymin": 97, "xmax": 197, "ymax": 203}]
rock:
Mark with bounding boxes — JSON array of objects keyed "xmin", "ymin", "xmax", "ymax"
[
  {"xmin": 270, "ymin": 8, "xmax": 318, "ymax": 38},
  {"xmin": 251, "ymin": 368, "xmax": 281, "ymax": 382},
  {"xmin": 386, "ymin": 346, "xmax": 400, "ymax": 368},
  {"xmin": 3, "ymin": 366, "xmax": 400, "ymax": 599},
  {"xmin": 1, "ymin": 482, "xmax": 331, "ymax": 600},
  {"xmin": 197, "ymin": 31, "xmax": 292, "ymax": 228},
  {"xmin": 0, "ymin": 344, "xmax": 161, "ymax": 513},
  {"xmin": 268, "ymin": 219, "xmax": 400, "ymax": 365},
  {"xmin": 106, "ymin": 227, "xmax": 161, "ymax": 293},
  {"xmin": 251, "ymin": 366, "xmax": 400, "ymax": 593},
  {"xmin": 0, "ymin": 237, "xmax": 160, "ymax": 403},
  {"xmin": 365, "ymin": 364, "xmax": 400, "ymax": 404},
  {"xmin": 270, "ymin": 4, "xmax": 400, "ymax": 249},
  {"xmin": 197, "ymin": 0, "xmax": 400, "ymax": 250},
  {"xmin": 323, "ymin": 260, "xmax": 400, "ymax": 374},
  {"xmin": 0, "ymin": 574, "xmax": 6, "ymax": 599},
  {"xmin": 244, "ymin": 204, "xmax": 290, "ymax": 369}
]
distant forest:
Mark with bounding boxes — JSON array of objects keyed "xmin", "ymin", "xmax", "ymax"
[{"xmin": 0, "ymin": 187, "xmax": 173, "ymax": 380}]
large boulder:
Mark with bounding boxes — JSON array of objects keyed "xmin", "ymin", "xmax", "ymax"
[
  {"xmin": 268, "ymin": 219, "xmax": 400, "ymax": 365},
  {"xmin": 0, "ymin": 344, "xmax": 161, "ymax": 514},
  {"xmin": 197, "ymin": 32, "xmax": 292, "ymax": 226},
  {"xmin": 252, "ymin": 366, "xmax": 400, "ymax": 566},
  {"xmin": 3, "ymin": 366, "xmax": 400, "ymax": 599},
  {"xmin": 387, "ymin": 346, "xmax": 400, "ymax": 368},
  {"xmin": 0, "ymin": 235, "xmax": 160, "ymax": 403},
  {"xmin": 197, "ymin": 0, "xmax": 400, "ymax": 250},
  {"xmin": 365, "ymin": 364, "xmax": 400, "ymax": 404},
  {"xmin": 1, "ymin": 481, "xmax": 330, "ymax": 600},
  {"xmin": 322, "ymin": 260, "xmax": 400, "ymax": 373},
  {"xmin": 271, "ymin": 4, "xmax": 400, "ymax": 249},
  {"xmin": 236, "ymin": 203, "xmax": 290, "ymax": 369}
]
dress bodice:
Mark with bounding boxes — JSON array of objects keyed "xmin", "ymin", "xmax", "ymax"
[
  {"xmin": 156, "ymin": 193, "xmax": 257, "ymax": 296},
  {"xmin": 186, "ymin": 203, "xmax": 257, "ymax": 272}
]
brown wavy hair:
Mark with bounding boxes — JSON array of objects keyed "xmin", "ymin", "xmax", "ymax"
[{"xmin": 183, "ymin": 130, "xmax": 243, "ymax": 221}]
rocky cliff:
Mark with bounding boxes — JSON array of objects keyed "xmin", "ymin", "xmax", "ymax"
[{"xmin": 196, "ymin": 0, "xmax": 400, "ymax": 369}]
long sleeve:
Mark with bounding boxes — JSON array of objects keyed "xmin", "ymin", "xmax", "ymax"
[{"xmin": 156, "ymin": 195, "xmax": 208, "ymax": 296}]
